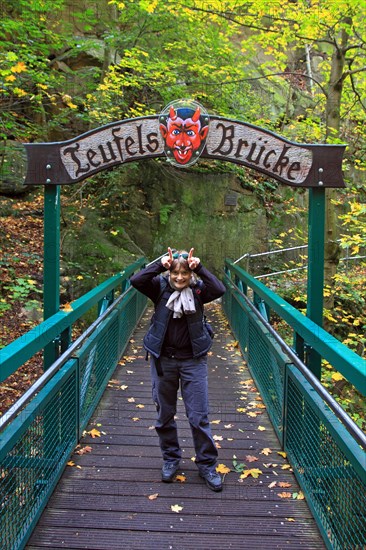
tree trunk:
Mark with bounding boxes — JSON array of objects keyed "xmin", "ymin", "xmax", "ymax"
[{"xmin": 323, "ymin": 27, "xmax": 348, "ymax": 327}]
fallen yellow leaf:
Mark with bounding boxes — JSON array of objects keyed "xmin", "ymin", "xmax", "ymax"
[
  {"xmin": 240, "ymin": 468, "xmax": 263, "ymax": 479},
  {"xmin": 176, "ymin": 474, "xmax": 186, "ymax": 483},
  {"xmin": 216, "ymin": 463, "xmax": 231, "ymax": 474},
  {"xmin": 258, "ymin": 426, "xmax": 266, "ymax": 431},
  {"xmin": 292, "ymin": 491, "xmax": 305, "ymax": 500},
  {"xmin": 171, "ymin": 504, "xmax": 183, "ymax": 513},
  {"xmin": 88, "ymin": 429, "xmax": 101, "ymax": 438},
  {"xmin": 261, "ymin": 448, "xmax": 272, "ymax": 456}
]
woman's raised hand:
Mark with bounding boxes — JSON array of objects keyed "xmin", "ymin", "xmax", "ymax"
[
  {"xmin": 187, "ymin": 248, "xmax": 200, "ymax": 270},
  {"xmin": 161, "ymin": 247, "xmax": 174, "ymax": 269}
]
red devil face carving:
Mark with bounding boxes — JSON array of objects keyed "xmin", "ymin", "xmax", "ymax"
[{"xmin": 160, "ymin": 106, "xmax": 209, "ymax": 165}]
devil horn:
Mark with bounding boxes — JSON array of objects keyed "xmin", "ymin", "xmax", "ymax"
[
  {"xmin": 192, "ymin": 107, "xmax": 201, "ymax": 122},
  {"xmin": 169, "ymin": 106, "xmax": 177, "ymax": 120}
]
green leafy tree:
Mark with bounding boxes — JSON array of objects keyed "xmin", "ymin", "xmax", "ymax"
[{"xmin": 178, "ymin": 0, "xmax": 366, "ymax": 316}]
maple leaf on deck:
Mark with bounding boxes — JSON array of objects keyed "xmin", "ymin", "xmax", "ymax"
[
  {"xmin": 75, "ymin": 445, "xmax": 92, "ymax": 455},
  {"xmin": 88, "ymin": 428, "xmax": 101, "ymax": 438},
  {"xmin": 216, "ymin": 463, "xmax": 231, "ymax": 474},
  {"xmin": 176, "ymin": 474, "xmax": 186, "ymax": 482},
  {"xmin": 240, "ymin": 468, "xmax": 263, "ymax": 479},
  {"xmin": 261, "ymin": 448, "xmax": 272, "ymax": 456}
]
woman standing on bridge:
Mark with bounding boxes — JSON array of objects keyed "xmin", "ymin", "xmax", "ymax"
[{"xmin": 130, "ymin": 247, "xmax": 226, "ymax": 492}]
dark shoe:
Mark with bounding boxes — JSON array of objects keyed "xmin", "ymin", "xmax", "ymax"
[
  {"xmin": 199, "ymin": 470, "xmax": 223, "ymax": 492},
  {"xmin": 161, "ymin": 462, "xmax": 179, "ymax": 483}
]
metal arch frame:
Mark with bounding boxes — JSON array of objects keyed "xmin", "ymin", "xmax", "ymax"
[{"xmin": 22, "ymin": 111, "xmax": 347, "ymax": 374}]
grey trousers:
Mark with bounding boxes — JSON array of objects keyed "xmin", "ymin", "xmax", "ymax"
[{"xmin": 150, "ymin": 355, "xmax": 218, "ymax": 474}]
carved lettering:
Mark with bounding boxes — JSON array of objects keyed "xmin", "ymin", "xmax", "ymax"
[
  {"xmin": 136, "ymin": 124, "xmax": 145, "ymax": 154},
  {"xmin": 125, "ymin": 136, "xmax": 137, "ymax": 156},
  {"xmin": 207, "ymin": 120, "xmax": 313, "ymax": 184},
  {"xmin": 63, "ymin": 143, "xmax": 90, "ymax": 177},
  {"xmin": 272, "ymin": 145, "xmax": 290, "ymax": 175},
  {"xmin": 263, "ymin": 149, "xmax": 276, "ymax": 168},
  {"xmin": 57, "ymin": 116, "xmax": 315, "ymax": 186},
  {"xmin": 60, "ymin": 119, "xmax": 164, "ymax": 181},
  {"xmin": 146, "ymin": 132, "xmax": 159, "ymax": 153},
  {"xmin": 98, "ymin": 141, "xmax": 118, "ymax": 164},
  {"xmin": 288, "ymin": 161, "xmax": 301, "ymax": 180},
  {"xmin": 211, "ymin": 123, "xmax": 235, "ymax": 155},
  {"xmin": 245, "ymin": 139, "xmax": 267, "ymax": 165},
  {"xmin": 111, "ymin": 127, "xmax": 124, "ymax": 159},
  {"xmin": 86, "ymin": 148, "xmax": 101, "ymax": 168},
  {"xmin": 234, "ymin": 138, "xmax": 249, "ymax": 158}
]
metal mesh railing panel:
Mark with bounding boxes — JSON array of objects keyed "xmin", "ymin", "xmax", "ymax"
[
  {"xmin": 0, "ymin": 365, "xmax": 77, "ymax": 550},
  {"xmin": 286, "ymin": 367, "xmax": 366, "ymax": 550},
  {"xmin": 223, "ymin": 291, "xmax": 249, "ymax": 355},
  {"xmin": 247, "ymin": 317, "xmax": 285, "ymax": 438},
  {"xmin": 223, "ymin": 288, "xmax": 285, "ymax": 440},
  {"xmin": 0, "ymin": 269, "xmax": 147, "ymax": 550},
  {"xmin": 79, "ymin": 312, "xmax": 120, "ymax": 426},
  {"xmin": 78, "ymin": 291, "xmax": 147, "ymax": 430}
]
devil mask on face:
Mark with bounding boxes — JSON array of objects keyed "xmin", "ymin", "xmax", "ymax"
[{"xmin": 159, "ymin": 105, "xmax": 209, "ymax": 166}]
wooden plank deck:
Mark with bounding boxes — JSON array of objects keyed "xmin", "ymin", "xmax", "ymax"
[{"xmin": 26, "ymin": 304, "xmax": 325, "ymax": 550}]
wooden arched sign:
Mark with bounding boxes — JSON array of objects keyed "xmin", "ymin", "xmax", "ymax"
[{"xmin": 24, "ymin": 109, "xmax": 345, "ymax": 188}]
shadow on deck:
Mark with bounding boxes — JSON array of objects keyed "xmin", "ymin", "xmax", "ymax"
[{"xmin": 26, "ymin": 304, "xmax": 325, "ymax": 550}]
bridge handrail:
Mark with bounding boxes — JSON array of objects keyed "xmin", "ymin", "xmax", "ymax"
[
  {"xmin": 223, "ymin": 272, "xmax": 366, "ymax": 451},
  {"xmin": 0, "ymin": 257, "xmax": 146, "ymax": 381},
  {"xmin": 0, "ymin": 284, "xmax": 135, "ymax": 433},
  {"xmin": 225, "ymin": 259, "xmax": 366, "ymax": 396}
]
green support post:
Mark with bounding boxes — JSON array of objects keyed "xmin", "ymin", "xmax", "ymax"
[
  {"xmin": 43, "ymin": 185, "xmax": 61, "ymax": 369},
  {"xmin": 306, "ymin": 187, "xmax": 326, "ymax": 378}
]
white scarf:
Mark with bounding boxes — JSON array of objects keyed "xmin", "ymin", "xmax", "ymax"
[{"xmin": 166, "ymin": 287, "xmax": 196, "ymax": 318}]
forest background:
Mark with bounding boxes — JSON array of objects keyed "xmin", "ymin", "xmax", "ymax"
[{"xmin": 0, "ymin": 0, "xmax": 365, "ymax": 427}]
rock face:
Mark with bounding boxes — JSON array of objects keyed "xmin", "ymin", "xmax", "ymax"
[
  {"xmin": 0, "ymin": 141, "xmax": 29, "ymax": 195},
  {"xmin": 60, "ymin": 159, "xmax": 301, "ymax": 291}
]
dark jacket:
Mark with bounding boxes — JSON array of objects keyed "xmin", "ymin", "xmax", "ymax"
[{"xmin": 130, "ymin": 260, "xmax": 225, "ymax": 359}]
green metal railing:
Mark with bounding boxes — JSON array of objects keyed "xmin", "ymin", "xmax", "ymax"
[
  {"xmin": 223, "ymin": 259, "xmax": 366, "ymax": 550},
  {"xmin": 0, "ymin": 258, "xmax": 147, "ymax": 550},
  {"xmin": 1, "ymin": 256, "xmax": 365, "ymax": 550}
]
